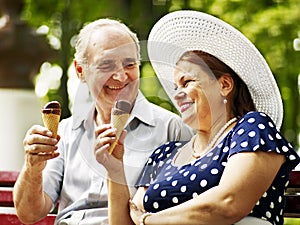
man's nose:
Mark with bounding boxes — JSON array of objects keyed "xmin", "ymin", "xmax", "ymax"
[{"xmin": 112, "ymin": 67, "xmax": 128, "ymax": 82}]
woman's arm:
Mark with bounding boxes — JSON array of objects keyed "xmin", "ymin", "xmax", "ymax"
[
  {"xmin": 95, "ymin": 125, "xmax": 137, "ymax": 225},
  {"xmin": 133, "ymin": 151, "xmax": 285, "ymax": 225}
]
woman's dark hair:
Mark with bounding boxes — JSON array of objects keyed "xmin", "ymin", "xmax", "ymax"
[{"xmin": 178, "ymin": 50, "xmax": 256, "ymax": 118}]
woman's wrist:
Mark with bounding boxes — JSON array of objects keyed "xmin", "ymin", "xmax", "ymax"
[{"xmin": 139, "ymin": 212, "xmax": 152, "ymax": 225}]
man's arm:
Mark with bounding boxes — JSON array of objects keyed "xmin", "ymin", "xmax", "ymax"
[{"xmin": 13, "ymin": 125, "xmax": 59, "ymax": 224}]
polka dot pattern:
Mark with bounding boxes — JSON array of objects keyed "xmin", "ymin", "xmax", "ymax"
[{"xmin": 136, "ymin": 112, "xmax": 300, "ymax": 225}]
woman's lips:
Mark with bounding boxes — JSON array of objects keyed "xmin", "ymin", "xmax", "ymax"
[{"xmin": 179, "ymin": 102, "xmax": 194, "ymax": 113}]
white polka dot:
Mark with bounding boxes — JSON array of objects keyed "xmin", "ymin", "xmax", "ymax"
[
  {"xmin": 248, "ymin": 118, "xmax": 255, "ymax": 123},
  {"xmin": 153, "ymin": 202, "xmax": 159, "ymax": 209},
  {"xmin": 207, "ymin": 152, "xmax": 213, "ymax": 157},
  {"xmin": 260, "ymin": 138, "xmax": 265, "ymax": 145},
  {"xmin": 158, "ymin": 161, "xmax": 164, "ymax": 168},
  {"xmin": 253, "ymin": 145, "xmax": 259, "ymax": 151},
  {"xmin": 262, "ymin": 192, "xmax": 267, "ymax": 197},
  {"xmin": 241, "ymin": 141, "xmax": 248, "ymax": 147},
  {"xmin": 260, "ymin": 112, "xmax": 266, "ymax": 117},
  {"xmin": 237, "ymin": 129, "xmax": 245, "ymax": 135},
  {"xmin": 144, "ymin": 195, "xmax": 148, "ymax": 202},
  {"xmin": 258, "ymin": 124, "xmax": 265, "ymax": 129},
  {"xmin": 166, "ymin": 165, "xmax": 172, "ymax": 170},
  {"xmin": 164, "ymin": 172, "xmax": 171, "ymax": 177},
  {"xmin": 256, "ymin": 200, "xmax": 260, "ymax": 205},
  {"xmin": 171, "ymin": 180, "xmax": 178, "ymax": 186},
  {"xmin": 223, "ymin": 146, "xmax": 229, "ymax": 152},
  {"xmin": 231, "ymin": 141, "xmax": 237, "ymax": 148},
  {"xmin": 166, "ymin": 159, "xmax": 172, "ymax": 164},
  {"xmin": 278, "ymin": 196, "xmax": 282, "ymax": 203},
  {"xmin": 165, "ymin": 147, "xmax": 170, "ymax": 151},
  {"xmin": 266, "ymin": 211, "xmax": 271, "ymax": 218},
  {"xmin": 268, "ymin": 134, "xmax": 274, "ymax": 141},
  {"xmin": 180, "ymin": 186, "xmax": 187, "ymax": 192},
  {"xmin": 290, "ymin": 155, "xmax": 296, "ymax": 160},
  {"xmin": 190, "ymin": 174, "xmax": 197, "ymax": 181},
  {"xmin": 200, "ymin": 179, "xmax": 208, "ymax": 187},
  {"xmin": 275, "ymin": 133, "xmax": 282, "ymax": 140},
  {"xmin": 154, "ymin": 149, "xmax": 161, "ymax": 154},
  {"xmin": 248, "ymin": 131, "xmax": 256, "ymax": 137},
  {"xmin": 179, "ymin": 169, "xmax": 185, "ymax": 174},
  {"xmin": 166, "ymin": 176, "xmax": 172, "ymax": 181},
  {"xmin": 268, "ymin": 122, "xmax": 274, "ymax": 128},
  {"xmin": 282, "ymin": 146, "xmax": 289, "ymax": 152},
  {"xmin": 211, "ymin": 168, "xmax": 219, "ymax": 175},
  {"xmin": 276, "ymin": 216, "xmax": 279, "ymax": 222},
  {"xmin": 192, "ymin": 192, "xmax": 198, "ymax": 198},
  {"xmin": 183, "ymin": 171, "xmax": 189, "ymax": 177},
  {"xmin": 194, "ymin": 161, "xmax": 201, "ymax": 167},
  {"xmin": 147, "ymin": 158, "xmax": 153, "ymax": 164},
  {"xmin": 221, "ymin": 162, "xmax": 227, "ymax": 167},
  {"xmin": 175, "ymin": 142, "xmax": 182, "ymax": 146},
  {"xmin": 172, "ymin": 197, "xmax": 179, "ymax": 204},
  {"xmin": 161, "ymin": 190, "xmax": 167, "ymax": 197},
  {"xmin": 213, "ymin": 155, "xmax": 219, "ymax": 160},
  {"xmin": 153, "ymin": 184, "xmax": 159, "ymax": 190},
  {"xmin": 270, "ymin": 202, "xmax": 274, "ymax": 209},
  {"xmin": 285, "ymin": 181, "xmax": 289, "ymax": 187},
  {"xmin": 200, "ymin": 164, "xmax": 207, "ymax": 169}
]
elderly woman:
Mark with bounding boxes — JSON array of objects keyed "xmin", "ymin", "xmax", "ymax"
[{"xmin": 95, "ymin": 11, "xmax": 300, "ymax": 225}]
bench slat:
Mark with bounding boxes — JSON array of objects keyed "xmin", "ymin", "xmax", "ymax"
[
  {"xmin": 0, "ymin": 171, "xmax": 19, "ymax": 187},
  {"xmin": 0, "ymin": 214, "xmax": 56, "ymax": 225},
  {"xmin": 0, "ymin": 190, "xmax": 14, "ymax": 207}
]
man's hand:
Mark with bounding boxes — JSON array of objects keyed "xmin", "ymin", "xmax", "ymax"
[{"xmin": 23, "ymin": 125, "xmax": 60, "ymax": 170}]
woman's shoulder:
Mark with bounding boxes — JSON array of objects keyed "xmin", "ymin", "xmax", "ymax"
[{"xmin": 147, "ymin": 141, "xmax": 187, "ymax": 164}]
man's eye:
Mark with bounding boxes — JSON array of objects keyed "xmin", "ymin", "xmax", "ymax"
[
  {"xmin": 98, "ymin": 63, "xmax": 115, "ymax": 72},
  {"xmin": 124, "ymin": 62, "xmax": 137, "ymax": 69}
]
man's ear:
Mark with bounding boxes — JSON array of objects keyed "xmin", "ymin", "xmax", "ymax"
[
  {"xmin": 219, "ymin": 73, "xmax": 234, "ymax": 97},
  {"xmin": 74, "ymin": 60, "xmax": 85, "ymax": 82}
]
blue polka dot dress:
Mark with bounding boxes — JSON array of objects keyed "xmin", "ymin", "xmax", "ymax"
[{"xmin": 135, "ymin": 112, "xmax": 300, "ymax": 225}]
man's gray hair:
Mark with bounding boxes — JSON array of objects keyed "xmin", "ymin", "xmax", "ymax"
[{"xmin": 74, "ymin": 18, "xmax": 140, "ymax": 65}]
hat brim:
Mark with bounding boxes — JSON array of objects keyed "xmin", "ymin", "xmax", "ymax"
[{"xmin": 148, "ymin": 10, "xmax": 283, "ymax": 129}]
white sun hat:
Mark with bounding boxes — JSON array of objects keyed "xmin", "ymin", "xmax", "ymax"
[{"xmin": 147, "ymin": 10, "xmax": 283, "ymax": 129}]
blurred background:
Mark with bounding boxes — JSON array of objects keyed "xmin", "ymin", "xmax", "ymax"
[{"xmin": 0, "ymin": 0, "xmax": 299, "ymax": 173}]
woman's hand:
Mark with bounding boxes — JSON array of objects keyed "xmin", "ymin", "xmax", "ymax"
[
  {"xmin": 23, "ymin": 125, "xmax": 60, "ymax": 171},
  {"xmin": 94, "ymin": 124, "xmax": 126, "ymax": 180}
]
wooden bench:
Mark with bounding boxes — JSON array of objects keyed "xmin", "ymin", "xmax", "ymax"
[
  {"xmin": 0, "ymin": 171, "xmax": 56, "ymax": 225},
  {"xmin": 1, "ymin": 170, "xmax": 300, "ymax": 224}
]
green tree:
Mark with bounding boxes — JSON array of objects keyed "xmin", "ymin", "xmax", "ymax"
[{"xmin": 21, "ymin": 0, "xmax": 300, "ymax": 149}]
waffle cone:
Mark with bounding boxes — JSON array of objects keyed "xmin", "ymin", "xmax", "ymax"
[
  {"xmin": 42, "ymin": 113, "xmax": 60, "ymax": 138},
  {"xmin": 108, "ymin": 113, "xmax": 130, "ymax": 154}
]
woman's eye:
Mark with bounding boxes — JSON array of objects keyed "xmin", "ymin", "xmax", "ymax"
[{"xmin": 183, "ymin": 79, "xmax": 193, "ymax": 87}]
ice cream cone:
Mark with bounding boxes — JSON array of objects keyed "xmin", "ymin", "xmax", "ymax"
[
  {"xmin": 42, "ymin": 113, "xmax": 60, "ymax": 138},
  {"xmin": 108, "ymin": 100, "xmax": 132, "ymax": 154},
  {"xmin": 41, "ymin": 101, "xmax": 61, "ymax": 138}
]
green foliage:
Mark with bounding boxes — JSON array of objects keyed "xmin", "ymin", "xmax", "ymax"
[{"xmin": 21, "ymin": 0, "xmax": 300, "ymax": 149}]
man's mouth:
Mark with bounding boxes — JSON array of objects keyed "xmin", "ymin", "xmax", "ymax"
[{"xmin": 107, "ymin": 84, "xmax": 126, "ymax": 90}]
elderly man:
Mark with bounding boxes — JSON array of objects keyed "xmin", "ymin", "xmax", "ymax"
[{"xmin": 13, "ymin": 18, "xmax": 193, "ymax": 225}]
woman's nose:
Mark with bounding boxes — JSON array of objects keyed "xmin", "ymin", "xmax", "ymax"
[{"xmin": 174, "ymin": 88, "xmax": 186, "ymax": 100}]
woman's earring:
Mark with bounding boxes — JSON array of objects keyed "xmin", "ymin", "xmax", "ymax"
[{"xmin": 223, "ymin": 98, "xmax": 227, "ymax": 104}]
